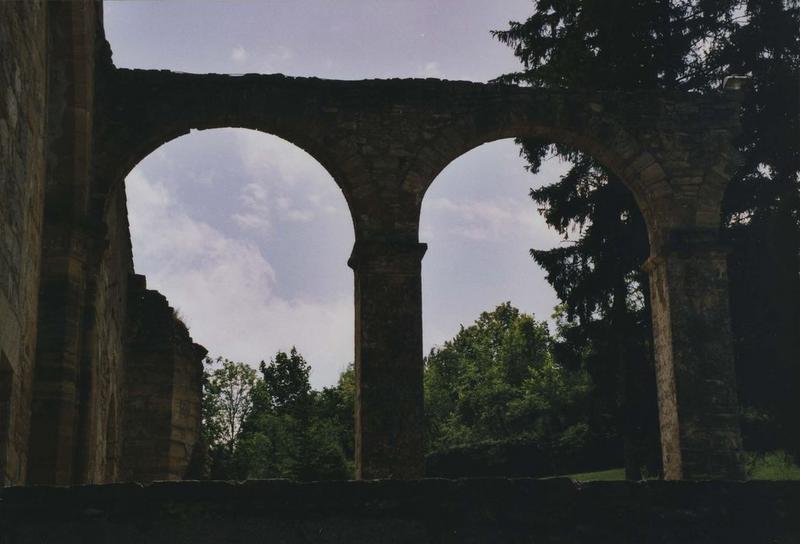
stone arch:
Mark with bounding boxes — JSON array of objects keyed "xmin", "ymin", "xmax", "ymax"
[
  {"xmin": 406, "ymin": 103, "xmax": 671, "ymax": 248},
  {"xmin": 92, "ymin": 71, "xmax": 367, "ymax": 235},
  {"xmin": 1, "ymin": 0, "xmax": 750, "ymax": 488},
  {"xmin": 84, "ymin": 70, "xmax": 746, "ymax": 483},
  {"xmin": 104, "ymin": 125, "xmax": 353, "ymax": 212},
  {"xmin": 106, "ymin": 125, "xmax": 358, "ymax": 229},
  {"xmin": 114, "ymin": 127, "xmax": 356, "ymax": 455},
  {"xmin": 417, "ymin": 136, "xmax": 656, "ymax": 478},
  {"xmin": 392, "ymin": 89, "xmax": 746, "ymax": 481}
]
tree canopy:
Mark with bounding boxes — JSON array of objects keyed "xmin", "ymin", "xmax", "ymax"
[
  {"xmin": 202, "ymin": 350, "xmax": 354, "ymax": 480},
  {"xmin": 493, "ymin": 0, "xmax": 800, "ymax": 464}
]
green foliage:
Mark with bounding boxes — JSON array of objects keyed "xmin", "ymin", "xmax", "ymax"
[
  {"xmin": 202, "ymin": 357, "xmax": 257, "ymax": 453},
  {"xmin": 494, "ymin": 0, "xmax": 800, "ymax": 463},
  {"xmin": 562, "ymin": 468, "xmax": 627, "ymax": 481},
  {"xmin": 746, "ymin": 451, "xmax": 800, "ymax": 480},
  {"xmin": 202, "ymin": 349, "xmax": 354, "ymax": 481},
  {"xmin": 562, "ymin": 451, "xmax": 800, "ymax": 481},
  {"xmin": 424, "ymin": 303, "xmax": 593, "ymax": 454},
  {"xmin": 255, "ymin": 347, "xmax": 312, "ymax": 415}
]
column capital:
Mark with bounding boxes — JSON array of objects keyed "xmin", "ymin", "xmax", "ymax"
[
  {"xmin": 347, "ymin": 239, "xmax": 428, "ymax": 271},
  {"xmin": 643, "ymin": 228, "xmax": 731, "ymax": 272}
]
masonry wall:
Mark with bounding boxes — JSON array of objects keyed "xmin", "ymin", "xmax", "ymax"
[
  {"xmin": 74, "ymin": 183, "xmax": 133, "ymax": 483},
  {"xmin": 26, "ymin": 0, "xmax": 105, "ymax": 485},
  {"xmin": 169, "ymin": 325, "xmax": 205, "ymax": 479},
  {"xmin": 122, "ymin": 275, "xmax": 205, "ymax": 482},
  {"xmin": 0, "ymin": 0, "xmax": 206, "ymax": 486},
  {"xmin": 0, "ymin": 1, "xmax": 49, "ymax": 487}
]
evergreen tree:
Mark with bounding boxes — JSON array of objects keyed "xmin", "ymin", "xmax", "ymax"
[
  {"xmin": 716, "ymin": 0, "xmax": 800, "ymax": 461},
  {"xmin": 494, "ymin": 0, "xmax": 800, "ymax": 469}
]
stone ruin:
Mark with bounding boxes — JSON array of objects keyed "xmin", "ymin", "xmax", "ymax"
[
  {"xmin": 0, "ymin": 0, "xmax": 750, "ymax": 488},
  {"xmin": 5, "ymin": 3, "xmax": 800, "ymax": 542}
]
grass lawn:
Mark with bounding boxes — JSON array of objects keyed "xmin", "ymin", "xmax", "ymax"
[
  {"xmin": 746, "ymin": 451, "xmax": 800, "ymax": 480},
  {"xmin": 560, "ymin": 451, "xmax": 800, "ymax": 481},
  {"xmin": 564, "ymin": 468, "xmax": 625, "ymax": 481}
]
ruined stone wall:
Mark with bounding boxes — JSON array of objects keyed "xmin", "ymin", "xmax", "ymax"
[
  {"xmin": 76, "ymin": 183, "xmax": 133, "ymax": 483},
  {"xmin": 1, "ymin": 0, "xmax": 746, "ymax": 484},
  {"xmin": 169, "ymin": 326, "xmax": 205, "ymax": 479},
  {"xmin": 121, "ymin": 276, "xmax": 205, "ymax": 482},
  {"xmin": 0, "ymin": 1, "xmax": 206, "ymax": 486},
  {"xmin": 0, "ymin": 1, "xmax": 48, "ymax": 487}
]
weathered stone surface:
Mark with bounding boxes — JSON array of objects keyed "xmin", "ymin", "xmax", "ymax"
[
  {"xmin": 349, "ymin": 240, "xmax": 427, "ymax": 479},
  {"xmin": 0, "ymin": 0, "xmax": 48, "ymax": 487},
  {"xmin": 26, "ymin": 0, "xmax": 106, "ymax": 486},
  {"xmin": 0, "ymin": 1, "xmax": 207, "ymax": 488},
  {"xmin": 122, "ymin": 274, "xmax": 205, "ymax": 482},
  {"xmin": 2, "ymin": 479, "xmax": 799, "ymax": 543},
  {"xmin": 93, "ymin": 69, "xmax": 743, "ymax": 247},
  {"xmin": 644, "ymin": 230, "xmax": 745, "ymax": 479}
]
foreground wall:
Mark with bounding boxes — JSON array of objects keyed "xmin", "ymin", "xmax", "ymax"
[
  {"xmin": 0, "ymin": 1, "xmax": 48, "ymax": 487},
  {"xmin": 1, "ymin": 479, "xmax": 799, "ymax": 543}
]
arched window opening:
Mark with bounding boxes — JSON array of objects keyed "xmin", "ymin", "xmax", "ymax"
[
  {"xmin": 420, "ymin": 138, "xmax": 660, "ymax": 481},
  {"xmin": 121, "ymin": 128, "xmax": 356, "ymax": 481}
]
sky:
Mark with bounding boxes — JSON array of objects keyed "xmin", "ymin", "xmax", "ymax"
[{"xmin": 104, "ymin": 0, "xmax": 568, "ymax": 388}]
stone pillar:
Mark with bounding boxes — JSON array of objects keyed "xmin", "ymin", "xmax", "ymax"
[
  {"xmin": 644, "ymin": 230, "xmax": 745, "ymax": 480},
  {"xmin": 348, "ymin": 240, "xmax": 427, "ymax": 479},
  {"xmin": 27, "ymin": 227, "xmax": 90, "ymax": 485}
]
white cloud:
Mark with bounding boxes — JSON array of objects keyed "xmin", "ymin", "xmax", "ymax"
[
  {"xmin": 126, "ymin": 168, "xmax": 354, "ymax": 388},
  {"xmin": 232, "ymin": 211, "xmax": 271, "ymax": 231},
  {"xmin": 230, "ymin": 45, "xmax": 248, "ymax": 64},
  {"xmin": 287, "ymin": 209, "xmax": 315, "ymax": 222},
  {"xmin": 422, "ymin": 196, "xmax": 547, "ymax": 242},
  {"xmin": 233, "ymin": 182, "xmax": 271, "ymax": 231},
  {"xmin": 230, "ymin": 44, "xmax": 294, "ymax": 74},
  {"xmin": 236, "ymin": 130, "xmax": 333, "ymax": 186},
  {"xmin": 419, "ymin": 61, "xmax": 443, "ymax": 78},
  {"xmin": 232, "ymin": 130, "xmax": 349, "ymax": 230},
  {"xmin": 257, "ymin": 45, "xmax": 294, "ymax": 74}
]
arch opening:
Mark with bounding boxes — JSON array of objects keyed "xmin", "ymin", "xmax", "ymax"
[
  {"xmin": 420, "ymin": 137, "xmax": 660, "ymax": 480},
  {"xmin": 125, "ymin": 127, "xmax": 355, "ymax": 389},
  {"xmin": 119, "ymin": 127, "xmax": 356, "ymax": 480},
  {"xmin": 411, "ymin": 110, "xmax": 670, "ymax": 249}
]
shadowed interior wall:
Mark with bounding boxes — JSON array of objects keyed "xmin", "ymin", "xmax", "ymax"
[
  {"xmin": 26, "ymin": 0, "xmax": 104, "ymax": 486},
  {"xmin": 0, "ymin": 1, "xmax": 48, "ymax": 487},
  {"xmin": 72, "ymin": 183, "xmax": 132, "ymax": 483}
]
